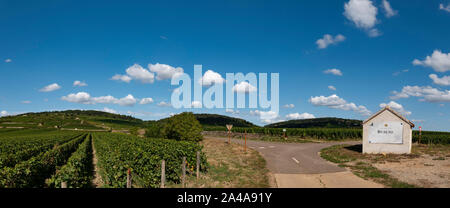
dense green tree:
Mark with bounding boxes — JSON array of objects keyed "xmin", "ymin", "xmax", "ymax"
[{"xmin": 162, "ymin": 112, "xmax": 203, "ymax": 142}]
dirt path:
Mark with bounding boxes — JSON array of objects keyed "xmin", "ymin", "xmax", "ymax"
[
  {"xmin": 91, "ymin": 138, "xmax": 103, "ymax": 188},
  {"xmin": 206, "ymin": 136, "xmax": 383, "ymax": 188}
]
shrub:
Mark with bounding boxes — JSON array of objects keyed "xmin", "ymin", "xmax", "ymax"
[{"xmin": 162, "ymin": 112, "xmax": 203, "ymax": 142}]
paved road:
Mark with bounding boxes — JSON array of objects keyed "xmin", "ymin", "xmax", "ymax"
[{"xmin": 206, "ymin": 136, "xmax": 383, "ymax": 188}]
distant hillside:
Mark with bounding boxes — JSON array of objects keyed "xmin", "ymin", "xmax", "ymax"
[
  {"xmin": 194, "ymin": 114, "xmax": 257, "ymax": 128},
  {"xmin": 0, "ymin": 110, "xmax": 147, "ymax": 130},
  {"xmin": 265, "ymin": 117, "xmax": 362, "ymax": 128}
]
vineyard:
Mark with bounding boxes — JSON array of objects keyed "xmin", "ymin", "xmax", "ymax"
[
  {"xmin": 204, "ymin": 127, "xmax": 450, "ymax": 144},
  {"xmin": 0, "ymin": 129, "xmax": 206, "ymax": 188}
]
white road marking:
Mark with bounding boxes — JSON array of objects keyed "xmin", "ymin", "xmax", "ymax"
[
  {"xmin": 259, "ymin": 147, "xmax": 265, "ymax": 149},
  {"xmin": 292, "ymin": 157, "xmax": 300, "ymax": 164}
]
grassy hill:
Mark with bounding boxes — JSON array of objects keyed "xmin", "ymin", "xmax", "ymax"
[
  {"xmin": 0, "ymin": 110, "xmax": 148, "ymax": 130},
  {"xmin": 194, "ymin": 114, "xmax": 257, "ymax": 128},
  {"xmin": 264, "ymin": 117, "xmax": 362, "ymax": 128}
]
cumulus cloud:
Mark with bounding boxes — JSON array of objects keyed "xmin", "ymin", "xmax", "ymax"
[
  {"xmin": 61, "ymin": 92, "xmax": 92, "ymax": 104},
  {"xmin": 233, "ymin": 81, "xmax": 257, "ymax": 93},
  {"xmin": 379, "ymin": 101, "xmax": 411, "ymax": 116},
  {"xmin": 149, "ymin": 63, "xmax": 184, "ymax": 80},
  {"xmin": 73, "ymin": 80, "xmax": 87, "ymax": 87},
  {"xmin": 309, "ymin": 94, "xmax": 371, "ymax": 116},
  {"xmin": 199, "ymin": 70, "xmax": 225, "ymax": 86},
  {"xmin": 344, "ymin": 0, "xmax": 378, "ymax": 29},
  {"xmin": 429, "ymin": 74, "xmax": 450, "ymax": 86},
  {"xmin": 286, "ymin": 112, "xmax": 316, "ymax": 120},
  {"xmin": 250, "ymin": 110, "xmax": 284, "ymax": 124},
  {"xmin": 21, "ymin": 100, "xmax": 31, "ymax": 104},
  {"xmin": 413, "ymin": 50, "xmax": 450, "ymax": 72},
  {"xmin": 191, "ymin": 101, "xmax": 202, "ymax": 108},
  {"xmin": 126, "ymin": 64, "xmax": 155, "ymax": 83},
  {"xmin": 61, "ymin": 92, "xmax": 137, "ymax": 106},
  {"xmin": 344, "ymin": 0, "xmax": 381, "ymax": 37},
  {"xmin": 4, "ymin": 59, "xmax": 12, "ymax": 63},
  {"xmin": 382, "ymin": 0, "xmax": 397, "ymax": 18},
  {"xmin": 225, "ymin": 109, "xmax": 240, "ymax": 114},
  {"xmin": 102, "ymin": 107, "xmax": 117, "ymax": 114},
  {"xmin": 328, "ymin": 85, "xmax": 337, "ymax": 91},
  {"xmin": 316, "ymin": 34, "xmax": 346, "ymax": 49},
  {"xmin": 139, "ymin": 98, "xmax": 154, "ymax": 105},
  {"xmin": 440, "ymin": 3, "xmax": 450, "ymax": 12},
  {"xmin": 111, "ymin": 74, "xmax": 132, "ymax": 83},
  {"xmin": 390, "ymin": 85, "xmax": 450, "ymax": 102},
  {"xmin": 1, "ymin": 110, "xmax": 8, "ymax": 117},
  {"xmin": 324, "ymin": 68, "xmax": 343, "ymax": 76},
  {"xmin": 116, "ymin": 94, "xmax": 137, "ymax": 106},
  {"xmin": 39, "ymin": 83, "xmax": 61, "ymax": 92},
  {"xmin": 283, "ymin": 104, "xmax": 295, "ymax": 108},
  {"xmin": 157, "ymin": 101, "xmax": 172, "ymax": 107}
]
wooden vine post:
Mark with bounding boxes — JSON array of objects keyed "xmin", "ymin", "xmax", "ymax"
[{"xmin": 126, "ymin": 168, "xmax": 132, "ymax": 188}]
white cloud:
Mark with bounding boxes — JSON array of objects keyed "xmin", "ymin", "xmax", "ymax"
[
  {"xmin": 148, "ymin": 63, "xmax": 184, "ymax": 80},
  {"xmin": 250, "ymin": 110, "xmax": 283, "ymax": 124},
  {"xmin": 225, "ymin": 109, "xmax": 240, "ymax": 114},
  {"xmin": 111, "ymin": 74, "xmax": 132, "ymax": 83},
  {"xmin": 382, "ymin": 0, "xmax": 397, "ymax": 18},
  {"xmin": 413, "ymin": 50, "xmax": 450, "ymax": 72},
  {"xmin": 139, "ymin": 98, "xmax": 154, "ymax": 105},
  {"xmin": 125, "ymin": 64, "xmax": 155, "ymax": 83},
  {"xmin": 21, "ymin": 100, "xmax": 31, "ymax": 104},
  {"xmin": 328, "ymin": 85, "xmax": 337, "ymax": 91},
  {"xmin": 4, "ymin": 59, "xmax": 12, "ymax": 63},
  {"xmin": 233, "ymin": 81, "xmax": 257, "ymax": 93},
  {"xmin": 160, "ymin": 35, "xmax": 168, "ymax": 40},
  {"xmin": 157, "ymin": 101, "xmax": 172, "ymax": 107},
  {"xmin": 324, "ymin": 68, "xmax": 343, "ymax": 76},
  {"xmin": 390, "ymin": 85, "xmax": 450, "ymax": 102},
  {"xmin": 39, "ymin": 83, "xmax": 61, "ymax": 92},
  {"xmin": 344, "ymin": 0, "xmax": 378, "ymax": 29},
  {"xmin": 1, "ymin": 110, "xmax": 8, "ymax": 117},
  {"xmin": 199, "ymin": 70, "xmax": 225, "ymax": 86},
  {"xmin": 91, "ymin": 95, "xmax": 117, "ymax": 104},
  {"xmin": 429, "ymin": 74, "xmax": 450, "ymax": 86},
  {"xmin": 191, "ymin": 101, "xmax": 202, "ymax": 108},
  {"xmin": 379, "ymin": 101, "xmax": 411, "ymax": 116},
  {"xmin": 316, "ymin": 34, "xmax": 346, "ymax": 49},
  {"xmin": 309, "ymin": 94, "xmax": 371, "ymax": 116},
  {"xmin": 62, "ymin": 92, "xmax": 92, "ymax": 104},
  {"xmin": 73, "ymin": 80, "xmax": 87, "ymax": 87},
  {"xmin": 283, "ymin": 104, "xmax": 295, "ymax": 108},
  {"xmin": 116, "ymin": 94, "xmax": 137, "ymax": 106},
  {"xmin": 286, "ymin": 112, "xmax": 316, "ymax": 120},
  {"xmin": 61, "ymin": 92, "xmax": 137, "ymax": 106},
  {"xmin": 102, "ymin": 107, "xmax": 117, "ymax": 114},
  {"xmin": 440, "ymin": 3, "xmax": 450, "ymax": 12}
]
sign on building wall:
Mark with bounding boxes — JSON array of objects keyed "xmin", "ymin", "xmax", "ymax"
[{"xmin": 368, "ymin": 122, "xmax": 403, "ymax": 144}]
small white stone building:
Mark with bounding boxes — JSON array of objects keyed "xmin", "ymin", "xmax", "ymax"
[{"xmin": 362, "ymin": 106, "xmax": 415, "ymax": 154}]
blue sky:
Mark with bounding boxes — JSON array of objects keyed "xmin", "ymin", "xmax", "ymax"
[{"xmin": 0, "ymin": 0, "xmax": 449, "ymax": 131}]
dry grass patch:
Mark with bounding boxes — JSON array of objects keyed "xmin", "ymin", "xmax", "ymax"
[{"xmin": 168, "ymin": 138, "xmax": 272, "ymax": 188}]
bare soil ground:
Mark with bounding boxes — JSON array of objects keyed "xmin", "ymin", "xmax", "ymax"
[
  {"xmin": 91, "ymin": 139, "xmax": 103, "ymax": 188},
  {"xmin": 373, "ymin": 145, "xmax": 450, "ymax": 188},
  {"xmin": 321, "ymin": 144, "xmax": 450, "ymax": 188}
]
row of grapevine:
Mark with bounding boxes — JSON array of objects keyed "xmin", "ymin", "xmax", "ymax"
[
  {"xmin": 204, "ymin": 127, "xmax": 450, "ymax": 143},
  {"xmin": 46, "ymin": 134, "xmax": 93, "ymax": 188},
  {"xmin": 93, "ymin": 132, "xmax": 207, "ymax": 188},
  {"xmin": 0, "ymin": 133, "xmax": 83, "ymax": 169},
  {"xmin": 0, "ymin": 133, "xmax": 87, "ymax": 188}
]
